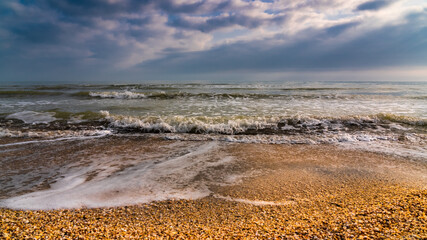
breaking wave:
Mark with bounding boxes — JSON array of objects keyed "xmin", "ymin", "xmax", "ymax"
[
  {"xmin": 80, "ymin": 91, "xmax": 272, "ymax": 99},
  {"xmin": 88, "ymin": 91, "xmax": 148, "ymax": 99},
  {"xmin": 2, "ymin": 110, "xmax": 425, "ymax": 134},
  {"xmin": 100, "ymin": 111, "xmax": 426, "ymax": 135},
  {"xmin": 376, "ymin": 113, "xmax": 426, "ymax": 127}
]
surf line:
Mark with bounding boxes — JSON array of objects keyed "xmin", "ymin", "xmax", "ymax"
[{"xmin": 0, "ymin": 131, "xmax": 112, "ymax": 148}]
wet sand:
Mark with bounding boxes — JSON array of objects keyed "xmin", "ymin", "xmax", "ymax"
[{"xmin": 1, "ymin": 137, "xmax": 426, "ymax": 238}]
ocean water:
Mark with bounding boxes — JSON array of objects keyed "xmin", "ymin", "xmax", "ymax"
[
  {"xmin": 1, "ymin": 81, "xmax": 426, "ymax": 124},
  {"xmin": 0, "ymin": 81, "xmax": 426, "ymax": 209},
  {"xmin": 1, "ymin": 81, "xmax": 426, "ymax": 140}
]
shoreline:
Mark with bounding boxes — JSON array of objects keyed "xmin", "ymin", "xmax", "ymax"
[{"xmin": 1, "ymin": 138, "xmax": 426, "ymax": 238}]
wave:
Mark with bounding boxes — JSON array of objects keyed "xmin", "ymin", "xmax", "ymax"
[
  {"xmin": 100, "ymin": 111, "xmax": 426, "ymax": 135},
  {"xmin": 73, "ymin": 90, "xmax": 406, "ymax": 100},
  {"xmin": 2, "ymin": 110, "xmax": 425, "ymax": 135},
  {"xmin": 100, "ymin": 84, "xmax": 363, "ymax": 91},
  {"xmin": 281, "ymin": 87, "xmax": 362, "ymax": 91},
  {"xmin": 89, "ymin": 91, "xmax": 148, "ymax": 99},
  {"xmin": 376, "ymin": 113, "xmax": 426, "ymax": 127},
  {"xmin": 4, "ymin": 110, "xmax": 106, "ymax": 124},
  {"xmin": 410, "ymin": 96, "xmax": 427, "ymax": 100},
  {"xmin": 77, "ymin": 91, "xmax": 265, "ymax": 99}
]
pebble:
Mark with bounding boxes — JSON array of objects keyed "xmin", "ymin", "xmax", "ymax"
[{"xmin": 1, "ymin": 187, "xmax": 426, "ymax": 239}]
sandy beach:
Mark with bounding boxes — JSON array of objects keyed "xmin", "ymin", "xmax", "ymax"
[{"xmin": 1, "ymin": 137, "xmax": 426, "ymax": 238}]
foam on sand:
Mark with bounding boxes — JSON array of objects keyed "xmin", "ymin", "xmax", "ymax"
[
  {"xmin": 0, "ymin": 141, "xmax": 239, "ymax": 210},
  {"xmin": 0, "ymin": 136, "xmax": 426, "ymax": 211},
  {"xmin": 0, "ymin": 129, "xmax": 112, "ymax": 147}
]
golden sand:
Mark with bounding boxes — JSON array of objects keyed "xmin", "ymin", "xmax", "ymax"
[
  {"xmin": 1, "ymin": 187, "xmax": 426, "ymax": 239},
  {"xmin": 1, "ymin": 140, "xmax": 426, "ymax": 239}
]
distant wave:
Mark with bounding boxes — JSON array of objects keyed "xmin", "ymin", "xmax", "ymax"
[
  {"xmin": 85, "ymin": 91, "xmax": 265, "ymax": 99},
  {"xmin": 72, "ymin": 91, "xmax": 404, "ymax": 100},
  {"xmin": 89, "ymin": 91, "xmax": 148, "ymax": 99},
  {"xmin": 281, "ymin": 87, "xmax": 362, "ymax": 91},
  {"xmin": 100, "ymin": 85, "xmax": 362, "ymax": 91}
]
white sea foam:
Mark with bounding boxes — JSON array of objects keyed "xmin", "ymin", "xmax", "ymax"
[
  {"xmin": 0, "ymin": 141, "xmax": 242, "ymax": 210},
  {"xmin": 103, "ymin": 111, "xmax": 376, "ymax": 134},
  {"xmin": 160, "ymin": 132, "xmax": 426, "ymax": 160},
  {"xmin": 0, "ymin": 127, "xmax": 111, "ymax": 139},
  {"xmin": 337, "ymin": 140, "xmax": 427, "ymax": 160},
  {"xmin": 100, "ymin": 111, "xmax": 425, "ymax": 135},
  {"xmin": 6, "ymin": 111, "xmax": 57, "ymax": 124},
  {"xmin": 162, "ymin": 132, "xmax": 398, "ymax": 144},
  {"xmin": 0, "ymin": 130, "xmax": 112, "ymax": 147},
  {"xmin": 101, "ymin": 111, "xmax": 281, "ymax": 134},
  {"xmin": 0, "ymin": 132, "xmax": 425, "ymax": 210},
  {"xmin": 89, "ymin": 91, "xmax": 147, "ymax": 99}
]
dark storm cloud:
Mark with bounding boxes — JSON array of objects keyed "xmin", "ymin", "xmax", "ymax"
[
  {"xmin": 0, "ymin": 0, "xmax": 161, "ymax": 53},
  {"xmin": 45, "ymin": 0, "xmax": 230, "ymax": 17},
  {"xmin": 139, "ymin": 13, "xmax": 427, "ymax": 73},
  {"xmin": 356, "ymin": 0, "xmax": 391, "ymax": 11},
  {"xmin": 45, "ymin": 0, "xmax": 153, "ymax": 17},
  {"xmin": 0, "ymin": 0, "xmax": 249, "ymax": 48},
  {"xmin": 0, "ymin": 0, "xmax": 426, "ymax": 83}
]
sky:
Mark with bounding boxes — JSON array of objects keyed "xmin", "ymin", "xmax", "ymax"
[{"xmin": 0, "ymin": 0, "xmax": 426, "ymax": 84}]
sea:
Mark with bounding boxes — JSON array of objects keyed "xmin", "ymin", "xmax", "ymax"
[{"xmin": 0, "ymin": 81, "xmax": 426, "ymax": 209}]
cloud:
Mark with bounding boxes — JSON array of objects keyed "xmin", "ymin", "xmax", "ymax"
[
  {"xmin": 10, "ymin": 22, "xmax": 63, "ymax": 44},
  {"xmin": 325, "ymin": 22, "xmax": 360, "ymax": 36},
  {"xmin": 137, "ymin": 11, "xmax": 427, "ymax": 73},
  {"xmin": 168, "ymin": 13, "xmax": 287, "ymax": 32},
  {"xmin": 0, "ymin": 0, "xmax": 426, "ymax": 83},
  {"xmin": 45, "ymin": 0, "xmax": 153, "ymax": 17},
  {"xmin": 356, "ymin": 0, "xmax": 391, "ymax": 11}
]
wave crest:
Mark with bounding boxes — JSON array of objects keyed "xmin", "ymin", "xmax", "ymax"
[
  {"xmin": 89, "ymin": 91, "xmax": 148, "ymax": 99},
  {"xmin": 100, "ymin": 111, "xmax": 425, "ymax": 135}
]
